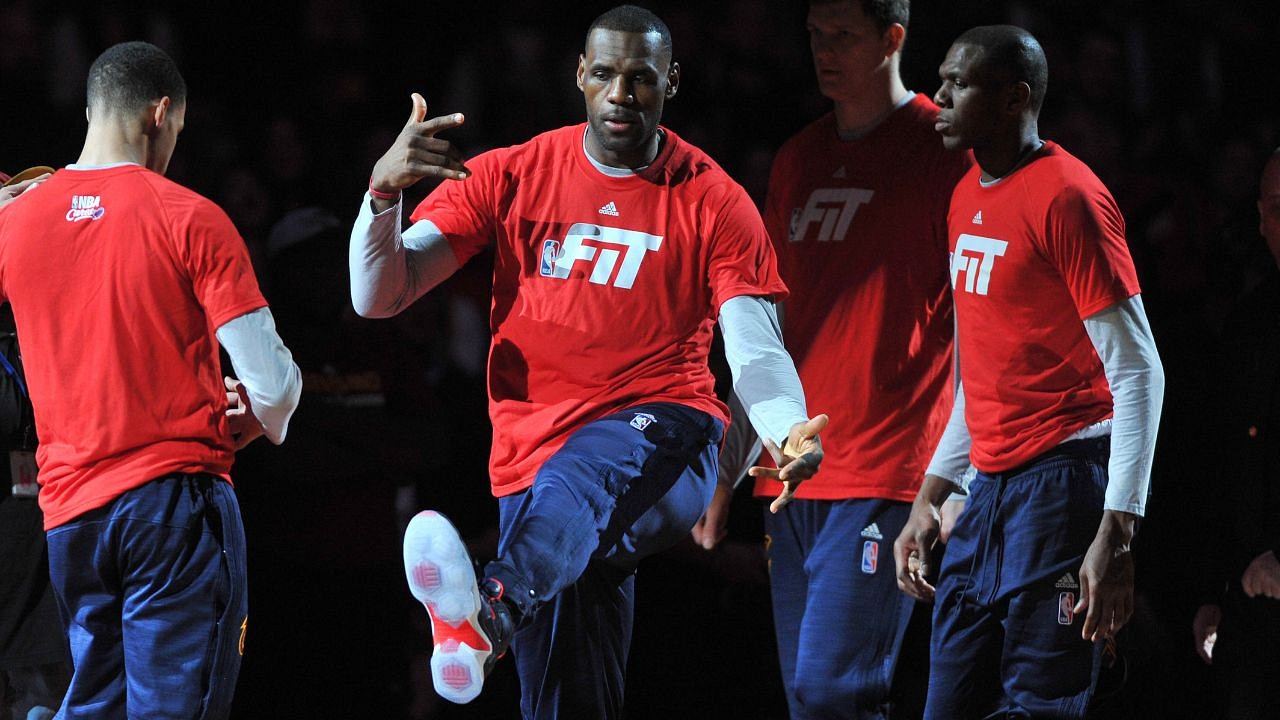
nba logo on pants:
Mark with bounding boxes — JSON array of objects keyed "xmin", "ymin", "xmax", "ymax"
[
  {"xmin": 861, "ymin": 540, "xmax": 878, "ymax": 574},
  {"xmin": 1058, "ymin": 592, "xmax": 1076, "ymax": 625},
  {"xmin": 540, "ymin": 239, "xmax": 561, "ymax": 277}
]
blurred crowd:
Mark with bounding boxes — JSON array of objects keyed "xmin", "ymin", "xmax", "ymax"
[{"xmin": 2, "ymin": 0, "xmax": 1278, "ymax": 717}]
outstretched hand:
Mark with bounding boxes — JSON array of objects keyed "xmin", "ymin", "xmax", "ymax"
[
  {"xmin": 748, "ymin": 414, "xmax": 828, "ymax": 513},
  {"xmin": 369, "ymin": 92, "xmax": 470, "ymax": 202}
]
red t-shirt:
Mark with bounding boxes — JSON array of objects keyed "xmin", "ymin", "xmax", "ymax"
[
  {"xmin": 754, "ymin": 95, "xmax": 972, "ymax": 502},
  {"xmin": 0, "ymin": 165, "xmax": 267, "ymax": 529},
  {"xmin": 947, "ymin": 141, "xmax": 1140, "ymax": 472},
  {"xmin": 410, "ymin": 124, "xmax": 788, "ymax": 496}
]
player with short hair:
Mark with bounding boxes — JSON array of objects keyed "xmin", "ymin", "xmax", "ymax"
[
  {"xmin": 893, "ymin": 25, "xmax": 1164, "ymax": 718},
  {"xmin": 0, "ymin": 41, "xmax": 301, "ymax": 719},
  {"xmin": 350, "ymin": 5, "xmax": 827, "ymax": 718},
  {"xmin": 693, "ymin": 1, "xmax": 970, "ymax": 717}
]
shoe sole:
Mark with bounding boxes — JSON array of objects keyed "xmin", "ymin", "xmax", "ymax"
[{"xmin": 403, "ymin": 510, "xmax": 492, "ymax": 704}]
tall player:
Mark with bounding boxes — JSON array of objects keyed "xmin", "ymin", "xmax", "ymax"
[
  {"xmin": 694, "ymin": 1, "xmax": 970, "ymax": 717},
  {"xmin": 349, "ymin": 6, "xmax": 827, "ymax": 718},
  {"xmin": 0, "ymin": 42, "xmax": 301, "ymax": 719},
  {"xmin": 893, "ymin": 26, "xmax": 1164, "ymax": 717}
]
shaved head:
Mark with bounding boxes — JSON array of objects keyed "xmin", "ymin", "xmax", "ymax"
[{"xmin": 953, "ymin": 25, "xmax": 1047, "ymax": 113}]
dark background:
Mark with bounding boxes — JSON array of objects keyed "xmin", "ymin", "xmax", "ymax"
[{"xmin": 3, "ymin": 0, "xmax": 1279, "ymax": 717}]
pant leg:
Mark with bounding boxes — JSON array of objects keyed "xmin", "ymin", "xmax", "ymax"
[
  {"xmin": 763, "ymin": 501, "xmax": 811, "ymax": 720},
  {"xmin": 486, "ymin": 404, "xmax": 721, "ymax": 618},
  {"xmin": 995, "ymin": 443, "xmax": 1108, "ymax": 719},
  {"xmin": 925, "ymin": 473, "xmax": 1005, "ymax": 720},
  {"xmin": 47, "ymin": 474, "xmax": 247, "ymax": 720},
  {"xmin": 46, "ymin": 514, "xmax": 128, "ymax": 720},
  {"xmin": 770, "ymin": 499, "xmax": 916, "ymax": 720},
  {"xmin": 488, "ymin": 403, "xmax": 722, "ymax": 719}
]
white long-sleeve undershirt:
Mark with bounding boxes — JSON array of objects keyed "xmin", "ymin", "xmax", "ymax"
[
  {"xmin": 215, "ymin": 307, "xmax": 302, "ymax": 444},
  {"xmin": 719, "ymin": 295, "xmax": 810, "ymax": 450},
  {"xmin": 924, "ymin": 294, "xmax": 1164, "ymax": 516},
  {"xmin": 349, "ymin": 194, "xmax": 458, "ymax": 318}
]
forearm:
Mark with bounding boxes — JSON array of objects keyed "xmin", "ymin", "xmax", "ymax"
[
  {"xmin": 718, "ymin": 295, "xmax": 808, "ymax": 446},
  {"xmin": 1084, "ymin": 295, "xmax": 1165, "ymax": 517},
  {"xmin": 719, "ymin": 391, "xmax": 763, "ymax": 488},
  {"xmin": 925, "ymin": 381, "xmax": 972, "ymax": 492},
  {"xmin": 216, "ymin": 308, "xmax": 302, "ymax": 444},
  {"xmin": 349, "ymin": 193, "xmax": 459, "ymax": 318},
  {"xmin": 917, "ymin": 473, "xmax": 963, "ymax": 509}
]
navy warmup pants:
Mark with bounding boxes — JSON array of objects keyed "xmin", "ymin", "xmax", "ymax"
[
  {"xmin": 765, "ymin": 497, "xmax": 917, "ymax": 719},
  {"xmin": 46, "ymin": 474, "xmax": 247, "ymax": 720},
  {"xmin": 485, "ymin": 402, "xmax": 722, "ymax": 720},
  {"xmin": 926, "ymin": 438, "xmax": 1109, "ymax": 719}
]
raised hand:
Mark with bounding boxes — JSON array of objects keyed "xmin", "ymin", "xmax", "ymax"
[
  {"xmin": 748, "ymin": 414, "xmax": 828, "ymax": 514},
  {"xmin": 369, "ymin": 92, "xmax": 470, "ymax": 204}
]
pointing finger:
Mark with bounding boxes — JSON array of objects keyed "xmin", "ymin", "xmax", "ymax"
[{"xmin": 419, "ymin": 112, "xmax": 467, "ymax": 138}]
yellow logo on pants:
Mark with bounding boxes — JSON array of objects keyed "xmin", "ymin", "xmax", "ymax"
[{"xmin": 239, "ymin": 615, "xmax": 248, "ymax": 656}]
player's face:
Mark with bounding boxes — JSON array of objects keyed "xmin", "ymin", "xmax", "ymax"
[
  {"xmin": 933, "ymin": 43, "xmax": 1004, "ymax": 152},
  {"xmin": 807, "ymin": 0, "xmax": 897, "ymax": 103},
  {"xmin": 1259, "ymin": 157, "xmax": 1280, "ymax": 267},
  {"xmin": 577, "ymin": 28, "xmax": 678, "ymax": 168},
  {"xmin": 147, "ymin": 98, "xmax": 185, "ymax": 176}
]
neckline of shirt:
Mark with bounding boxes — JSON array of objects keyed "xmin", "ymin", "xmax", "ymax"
[
  {"xmin": 835, "ymin": 92, "xmax": 917, "ymax": 142},
  {"xmin": 65, "ymin": 162, "xmax": 142, "ymax": 171}
]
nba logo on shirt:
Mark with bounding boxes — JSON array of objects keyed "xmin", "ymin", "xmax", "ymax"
[
  {"xmin": 66, "ymin": 195, "xmax": 105, "ymax": 222},
  {"xmin": 539, "ymin": 239, "xmax": 562, "ymax": 277},
  {"xmin": 861, "ymin": 540, "xmax": 878, "ymax": 574},
  {"xmin": 629, "ymin": 412, "xmax": 656, "ymax": 431},
  {"xmin": 542, "ymin": 223, "xmax": 663, "ymax": 289},
  {"xmin": 1058, "ymin": 592, "xmax": 1076, "ymax": 625},
  {"xmin": 788, "ymin": 188, "xmax": 874, "ymax": 242}
]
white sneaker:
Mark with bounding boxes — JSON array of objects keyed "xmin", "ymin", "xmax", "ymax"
[{"xmin": 403, "ymin": 510, "xmax": 511, "ymax": 704}]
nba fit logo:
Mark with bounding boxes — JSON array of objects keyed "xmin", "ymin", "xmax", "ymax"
[
  {"xmin": 788, "ymin": 188, "xmax": 874, "ymax": 242},
  {"xmin": 66, "ymin": 195, "xmax": 105, "ymax": 222},
  {"xmin": 539, "ymin": 223, "xmax": 663, "ymax": 289},
  {"xmin": 950, "ymin": 233, "xmax": 1009, "ymax": 296}
]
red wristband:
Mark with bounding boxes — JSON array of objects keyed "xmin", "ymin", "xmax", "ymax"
[{"xmin": 368, "ymin": 176, "xmax": 400, "ymax": 201}]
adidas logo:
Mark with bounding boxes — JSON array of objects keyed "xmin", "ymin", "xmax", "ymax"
[
  {"xmin": 972, "ymin": 210, "xmax": 983, "ymax": 224},
  {"xmin": 832, "ymin": 166, "xmax": 847, "ymax": 179},
  {"xmin": 1055, "ymin": 572, "xmax": 1078, "ymax": 589},
  {"xmin": 598, "ymin": 201, "xmax": 619, "ymax": 217},
  {"xmin": 860, "ymin": 523, "xmax": 883, "ymax": 540}
]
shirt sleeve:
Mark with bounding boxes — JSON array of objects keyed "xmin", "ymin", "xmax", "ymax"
[
  {"xmin": 718, "ymin": 295, "xmax": 808, "ymax": 446},
  {"xmin": 705, "ymin": 183, "xmax": 790, "ymax": 312},
  {"xmin": 1083, "ymin": 295, "xmax": 1164, "ymax": 516},
  {"xmin": 349, "ymin": 194, "xmax": 461, "ymax": 318},
  {"xmin": 926, "ymin": 380, "xmax": 973, "ymax": 489},
  {"xmin": 408, "ymin": 148, "xmax": 503, "ymax": 267},
  {"xmin": 216, "ymin": 307, "xmax": 302, "ymax": 444},
  {"xmin": 1043, "ymin": 182, "xmax": 1141, "ymax": 319},
  {"xmin": 171, "ymin": 197, "xmax": 267, "ymax": 328}
]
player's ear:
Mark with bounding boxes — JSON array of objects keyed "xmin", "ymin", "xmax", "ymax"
[
  {"xmin": 665, "ymin": 61, "xmax": 680, "ymax": 100},
  {"xmin": 883, "ymin": 23, "xmax": 906, "ymax": 58},
  {"xmin": 576, "ymin": 55, "xmax": 587, "ymax": 92},
  {"xmin": 1007, "ymin": 81, "xmax": 1031, "ymax": 116}
]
